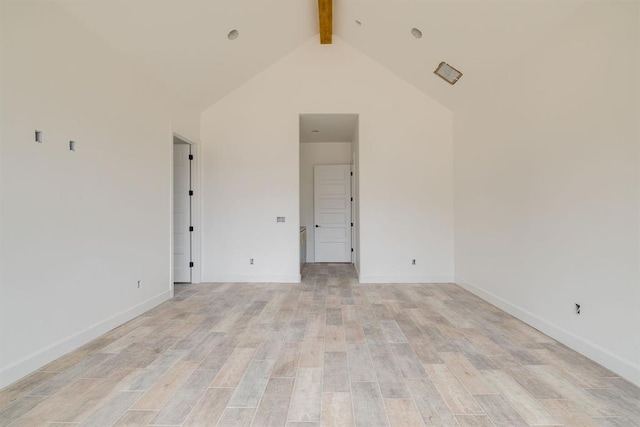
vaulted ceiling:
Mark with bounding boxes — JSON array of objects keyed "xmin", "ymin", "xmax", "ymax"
[{"xmin": 57, "ymin": 0, "xmax": 586, "ymax": 112}]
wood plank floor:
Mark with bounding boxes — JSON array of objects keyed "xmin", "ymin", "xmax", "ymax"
[{"xmin": 1, "ymin": 263, "xmax": 639, "ymax": 426}]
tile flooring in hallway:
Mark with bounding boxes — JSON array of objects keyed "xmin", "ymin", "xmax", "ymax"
[{"xmin": 1, "ymin": 263, "xmax": 639, "ymax": 426}]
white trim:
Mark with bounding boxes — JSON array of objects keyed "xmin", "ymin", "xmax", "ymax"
[
  {"xmin": 358, "ymin": 275, "xmax": 454, "ymax": 284},
  {"xmin": 455, "ymin": 277, "xmax": 640, "ymax": 387},
  {"xmin": 0, "ymin": 291, "xmax": 171, "ymax": 390},
  {"xmin": 169, "ymin": 128, "xmax": 175, "ymax": 296},
  {"xmin": 354, "ymin": 263, "xmax": 360, "ymax": 279},
  {"xmin": 207, "ymin": 275, "xmax": 302, "ymax": 283}
]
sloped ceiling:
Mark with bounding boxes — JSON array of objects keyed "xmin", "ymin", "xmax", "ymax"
[
  {"xmin": 56, "ymin": 0, "xmax": 585, "ymax": 112},
  {"xmin": 334, "ymin": 0, "xmax": 585, "ymax": 111},
  {"xmin": 57, "ymin": 0, "xmax": 318, "ymax": 110}
]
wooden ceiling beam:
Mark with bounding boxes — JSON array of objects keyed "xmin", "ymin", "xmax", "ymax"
[{"xmin": 318, "ymin": 0, "xmax": 332, "ymax": 44}]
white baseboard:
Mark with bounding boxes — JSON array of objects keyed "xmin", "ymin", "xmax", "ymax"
[
  {"xmin": 455, "ymin": 277, "xmax": 640, "ymax": 387},
  {"xmin": 0, "ymin": 291, "xmax": 172, "ymax": 390},
  {"xmin": 359, "ymin": 275, "xmax": 453, "ymax": 284},
  {"xmin": 206, "ymin": 275, "xmax": 301, "ymax": 283}
]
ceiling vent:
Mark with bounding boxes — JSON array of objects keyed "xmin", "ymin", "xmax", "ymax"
[{"xmin": 434, "ymin": 62, "xmax": 463, "ymax": 85}]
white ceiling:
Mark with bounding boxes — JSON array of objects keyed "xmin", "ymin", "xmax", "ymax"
[
  {"xmin": 56, "ymin": 0, "xmax": 586, "ymax": 112},
  {"xmin": 57, "ymin": 0, "xmax": 318, "ymax": 110},
  {"xmin": 333, "ymin": 0, "xmax": 585, "ymax": 110},
  {"xmin": 300, "ymin": 114, "xmax": 358, "ymax": 143}
]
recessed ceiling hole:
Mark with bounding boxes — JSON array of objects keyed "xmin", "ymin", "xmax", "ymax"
[
  {"xmin": 227, "ymin": 29, "xmax": 239, "ymax": 40},
  {"xmin": 355, "ymin": 20, "xmax": 362, "ymax": 26},
  {"xmin": 411, "ymin": 28, "xmax": 422, "ymax": 39}
]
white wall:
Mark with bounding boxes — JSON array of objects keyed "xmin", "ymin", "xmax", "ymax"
[
  {"xmin": 0, "ymin": 1, "xmax": 199, "ymax": 388},
  {"xmin": 200, "ymin": 37, "xmax": 454, "ymax": 283},
  {"xmin": 300, "ymin": 142, "xmax": 352, "ymax": 262},
  {"xmin": 454, "ymin": 1, "xmax": 640, "ymax": 385}
]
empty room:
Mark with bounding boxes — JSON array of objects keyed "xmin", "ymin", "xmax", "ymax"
[{"xmin": 1, "ymin": 0, "xmax": 639, "ymax": 426}]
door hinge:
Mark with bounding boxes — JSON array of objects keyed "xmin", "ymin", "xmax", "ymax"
[
  {"xmin": 189, "ymin": 261, "xmax": 194, "ymax": 268},
  {"xmin": 351, "ymin": 248, "xmax": 354, "ymax": 252},
  {"xmin": 188, "ymin": 190, "xmax": 194, "ymax": 196},
  {"xmin": 350, "ymin": 197, "xmax": 353, "ymax": 201},
  {"xmin": 188, "ymin": 154, "xmax": 193, "ymax": 160},
  {"xmin": 189, "ymin": 226, "xmax": 194, "ymax": 232},
  {"xmin": 351, "ymin": 222, "xmax": 353, "ymax": 227},
  {"xmin": 350, "ymin": 171, "xmax": 353, "ymax": 176}
]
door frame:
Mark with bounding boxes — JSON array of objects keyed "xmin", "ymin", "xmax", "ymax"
[
  {"xmin": 170, "ymin": 131, "xmax": 201, "ymax": 296},
  {"xmin": 350, "ymin": 162, "xmax": 355, "ymax": 265}
]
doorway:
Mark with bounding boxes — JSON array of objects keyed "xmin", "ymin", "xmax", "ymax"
[
  {"xmin": 173, "ymin": 136, "xmax": 193, "ymax": 283},
  {"xmin": 299, "ymin": 114, "xmax": 359, "ymax": 272}
]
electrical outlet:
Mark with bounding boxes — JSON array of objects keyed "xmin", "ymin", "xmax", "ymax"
[
  {"xmin": 35, "ymin": 130, "xmax": 42, "ymax": 143},
  {"xmin": 575, "ymin": 303, "xmax": 581, "ymax": 315},
  {"xmin": 249, "ymin": 258, "xmax": 254, "ymax": 265},
  {"xmin": 69, "ymin": 140, "xmax": 75, "ymax": 151},
  {"xmin": 137, "ymin": 280, "xmax": 141, "ymax": 289},
  {"xmin": 277, "ymin": 217, "xmax": 285, "ymax": 223},
  {"xmin": 412, "ymin": 259, "xmax": 416, "ymax": 265}
]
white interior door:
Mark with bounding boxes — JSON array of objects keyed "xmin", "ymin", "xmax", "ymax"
[
  {"xmin": 173, "ymin": 143, "xmax": 192, "ymax": 283},
  {"xmin": 314, "ymin": 165, "xmax": 352, "ymax": 263}
]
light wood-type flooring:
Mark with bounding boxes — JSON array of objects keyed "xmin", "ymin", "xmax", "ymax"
[{"xmin": 1, "ymin": 263, "xmax": 639, "ymax": 426}]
